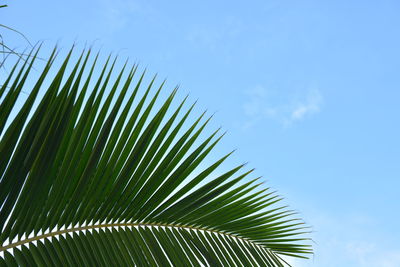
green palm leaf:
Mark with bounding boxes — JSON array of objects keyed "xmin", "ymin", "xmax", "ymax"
[{"xmin": 0, "ymin": 46, "xmax": 312, "ymax": 266}]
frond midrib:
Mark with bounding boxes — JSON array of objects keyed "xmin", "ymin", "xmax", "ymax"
[{"xmin": 1, "ymin": 221, "xmax": 266, "ymax": 253}]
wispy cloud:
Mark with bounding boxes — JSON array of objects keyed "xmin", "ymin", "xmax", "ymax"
[
  {"xmin": 282, "ymin": 255, "xmax": 310, "ymax": 267},
  {"xmin": 185, "ymin": 18, "xmax": 244, "ymax": 53},
  {"xmin": 347, "ymin": 242, "xmax": 400, "ymax": 267},
  {"xmin": 295, "ymin": 211, "xmax": 400, "ymax": 267},
  {"xmin": 241, "ymin": 85, "xmax": 323, "ymax": 129},
  {"xmin": 290, "ymin": 88, "xmax": 322, "ymax": 121},
  {"xmin": 99, "ymin": 0, "xmax": 149, "ymax": 31}
]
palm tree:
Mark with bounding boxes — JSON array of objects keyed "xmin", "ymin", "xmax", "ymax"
[{"xmin": 0, "ymin": 46, "xmax": 312, "ymax": 266}]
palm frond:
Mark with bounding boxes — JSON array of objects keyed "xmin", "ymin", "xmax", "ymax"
[{"xmin": 0, "ymin": 46, "xmax": 312, "ymax": 266}]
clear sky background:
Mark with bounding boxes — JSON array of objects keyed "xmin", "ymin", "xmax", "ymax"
[{"xmin": 2, "ymin": 1, "xmax": 400, "ymax": 266}]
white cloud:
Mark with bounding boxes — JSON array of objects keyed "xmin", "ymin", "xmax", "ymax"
[
  {"xmin": 347, "ymin": 242, "xmax": 376, "ymax": 266},
  {"xmin": 347, "ymin": 242, "xmax": 400, "ymax": 267},
  {"xmin": 240, "ymin": 85, "xmax": 323, "ymax": 129},
  {"xmin": 185, "ymin": 18, "xmax": 244, "ymax": 52},
  {"xmin": 290, "ymin": 88, "xmax": 322, "ymax": 121},
  {"xmin": 377, "ymin": 251, "xmax": 400, "ymax": 267},
  {"xmin": 282, "ymin": 255, "xmax": 310, "ymax": 267},
  {"xmin": 99, "ymin": 0, "xmax": 149, "ymax": 31},
  {"xmin": 289, "ymin": 210, "xmax": 400, "ymax": 267}
]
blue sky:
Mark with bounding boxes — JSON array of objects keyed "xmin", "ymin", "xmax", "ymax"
[{"xmin": 2, "ymin": 0, "xmax": 400, "ymax": 266}]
